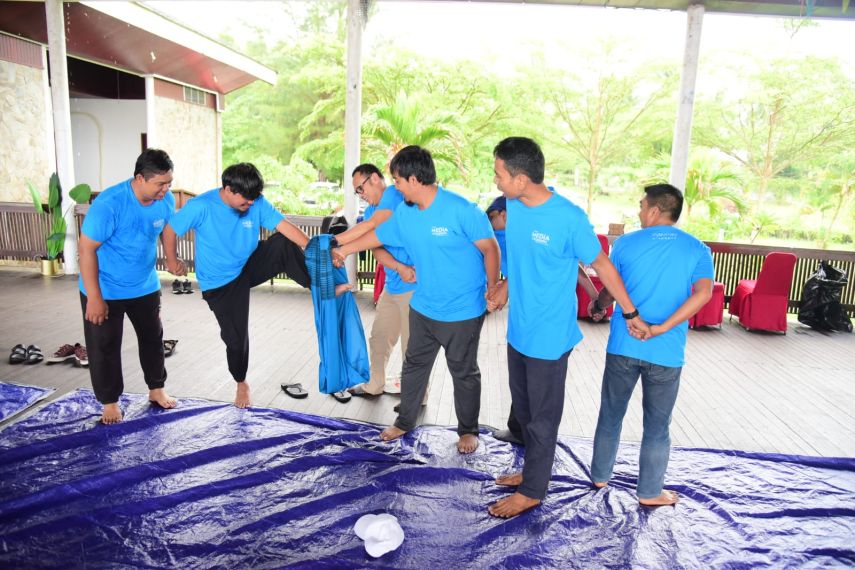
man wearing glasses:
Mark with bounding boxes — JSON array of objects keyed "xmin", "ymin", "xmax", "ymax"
[{"xmin": 331, "ymin": 164, "xmax": 416, "ymax": 397}]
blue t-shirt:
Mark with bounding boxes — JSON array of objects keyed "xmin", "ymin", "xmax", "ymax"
[
  {"xmin": 607, "ymin": 225, "xmax": 714, "ymax": 367},
  {"xmin": 168, "ymin": 189, "xmax": 284, "ymax": 291},
  {"xmin": 494, "ymin": 229, "xmax": 508, "ymax": 276},
  {"xmin": 366, "ymin": 186, "xmax": 416, "ymax": 295},
  {"xmin": 506, "ymin": 193, "xmax": 602, "ymax": 360},
  {"xmin": 375, "ymin": 187, "xmax": 493, "ymax": 322},
  {"xmin": 79, "ymin": 179, "xmax": 174, "ymax": 300}
]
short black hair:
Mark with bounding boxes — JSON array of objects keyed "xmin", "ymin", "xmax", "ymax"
[
  {"xmin": 389, "ymin": 146, "xmax": 436, "ymax": 185},
  {"xmin": 644, "ymin": 183, "xmax": 684, "ymax": 221},
  {"xmin": 134, "ymin": 149, "xmax": 173, "ymax": 180},
  {"xmin": 493, "ymin": 137, "xmax": 545, "ymax": 184},
  {"xmin": 222, "ymin": 163, "xmax": 264, "ymax": 200},
  {"xmin": 352, "ymin": 163, "xmax": 383, "ymax": 179}
]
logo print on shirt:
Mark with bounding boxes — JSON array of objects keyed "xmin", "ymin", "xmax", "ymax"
[
  {"xmin": 152, "ymin": 219, "xmax": 164, "ymax": 229},
  {"xmin": 242, "ymin": 220, "xmax": 253, "ymax": 229},
  {"xmin": 652, "ymin": 232, "xmax": 676, "ymax": 241},
  {"xmin": 431, "ymin": 226, "xmax": 449, "ymax": 237},
  {"xmin": 531, "ymin": 230, "xmax": 550, "ymax": 245}
]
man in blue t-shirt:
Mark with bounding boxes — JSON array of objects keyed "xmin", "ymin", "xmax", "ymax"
[
  {"xmin": 485, "ymin": 137, "xmax": 646, "ymax": 519},
  {"xmin": 79, "ymin": 149, "xmax": 180, "ymax": 424},
  {"xmin": 163, "ymin": 163, "xmax": 312, "ymax": 409},
  {"xmin": 333, "ymin": 163, "xmax": 417, "ymax": 397},
  {"xmin": 334, "ymin": 146, "xmax": 500, "ymax": 454},
  {"xmin": 486, "ymin": 196, "xmax": 508, "ymax": 277},
  {"xmin": 589, "ymin": 183, "xmax": 713, "ymax": 506}
]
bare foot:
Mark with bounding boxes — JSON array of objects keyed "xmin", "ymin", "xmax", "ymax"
[
  {"xmin": 593, "ymin": 481, "xmax": 608, "ymax": 489},
  {"xmin": 101, "ymin": 403, "xmax": 123, "ymax": 424},
  {"xmin": 496, "ymin": 473, "xmax": 523, "ymax": 487},
  {"xmin": 149, "ymin": 388, "xmax": 177, "ymax": 409},
  {"xmin": 380, "ymin": 425, "xmax": 406, "ymax": 441},
  {"xmin": 457, "ymin": 433, "xmax": 479, "ymax": 454},
  {"xmin": 639, "ymin": 490, "xmax": 679, "ymax": 506},
  {"xmin": 235, "ymin": 382, "xmax": 251, "ymax": 408},
  {"xmin": 488, "ymin": 492, "xmax": 541, "ymax": 518},
  {"xmin": 335, "ymin": 283, "xmax": 352, "ymax": 296}
]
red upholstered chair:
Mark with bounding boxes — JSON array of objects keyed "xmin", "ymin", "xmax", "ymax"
[
  {"xmin": 689, "ymin": 282, "xmax": 725, "ymax": 329},
  {"xmin": 728, "ymin": 252, "xmax": 797, "ymax": 333},
  {"xmin": 577, "ymin": 234, "xmax": 613, "ymax": 319},
  {"xmin": 373, "ymin": 264, "xmax": 386, "ymax": 305}
]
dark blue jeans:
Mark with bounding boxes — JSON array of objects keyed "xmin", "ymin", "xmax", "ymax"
[{"xmin": 591, "ymin": 353, "xmax": 682, "ymax": 499}]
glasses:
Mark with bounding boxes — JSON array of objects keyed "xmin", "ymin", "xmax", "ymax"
[{"xmin": 354, "ymin": 175, "xmax": 371, "ymax": 195}]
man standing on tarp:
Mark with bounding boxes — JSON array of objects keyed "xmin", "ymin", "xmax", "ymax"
[
  {"xmin": 486, "ymin": 137, "xmax": 646, "ymax": 518},
  {"xmin": 333, "ymin": 146, "xmax": 500, "ymax": 454},
  {"xmin": 163, "ymin": 163, "xmax": 311, "ymax": 409},
  {"xmin": 589, "ymin": 183, "xmax": 713, "ymax": 506},
  {"xmin": 78, "ymin": 148, "xmax": 180, "ymax": 424}
]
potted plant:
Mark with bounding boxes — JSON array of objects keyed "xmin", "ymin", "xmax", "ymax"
[{"xmin": 28, "ymin": 173, "xmax": 91, "ymax": 276}]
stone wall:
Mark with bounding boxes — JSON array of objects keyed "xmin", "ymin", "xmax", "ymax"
[
  {"xmin": 155, "ymin": 96, "xmax": 219, "ymax": 194},
  {"xmin": 0, "ymin": 60, "xmax": 52, "ymax": 203}
]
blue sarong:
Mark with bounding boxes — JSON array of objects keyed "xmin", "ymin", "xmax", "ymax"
[{"xmin": 304, "ymin": 235, "xmax": 370, "ymax": 394}]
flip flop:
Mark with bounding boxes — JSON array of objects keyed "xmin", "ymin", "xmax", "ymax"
[
  {"xmin": 331, "ymin": 390, "xmax": 351, "ymax": 403},
  {"xmin": 348, "ymin": 385, "xmax": 380, "ymax": 398},
  {"xmin": 9, "ymin": 344, "xmax": 27, "ymax": 364},
  {"xmin": 281, "ymin": 382, "xmax": 309, "ymax": 399},
  {"xmin": 163, "ymin": 339, "xmax": 178, "ymax": 357},
  {"xmin": 24, "ymin": 345, "xmax": 44, "ymax": 365}
]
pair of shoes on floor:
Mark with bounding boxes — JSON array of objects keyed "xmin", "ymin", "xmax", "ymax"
[
  {"xmin": 348, "ymin": 385, "xmax": 381, "ymax": 398},
  {"xmin": 46, "ymin": 343, "xmax": 88, "ymax": 366},
  {"xmin": 281, "ymin": 382, "xmax": 308, "ymax": 399},
  {"xmin": 163, "ymin": 339, "xmax": 178, "ymax": 357},
  {"xmin": 171, "ymin": 279, "xmax": 194, "ymax": 294},
  {"xmin": 9, "ymin": 344, "xmax": 43, "ymax": 365}
]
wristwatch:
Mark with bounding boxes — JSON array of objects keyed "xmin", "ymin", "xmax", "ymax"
[{"xmin": 622, "ymin": 309, "xmax": 639, "ymax": 320}]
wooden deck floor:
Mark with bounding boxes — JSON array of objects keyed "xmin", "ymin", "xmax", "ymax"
[{"xmin": 1, "ymin": 267, "xmax": 853, "ymax": 457}]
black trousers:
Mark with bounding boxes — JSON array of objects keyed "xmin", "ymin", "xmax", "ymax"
[
  {"xmin": 508, "ymin": 343, "xmax": 572, "ymax": 501},
  {"xmin": 395, "ymin": 308, "xmax": 485, "ymax": 435},
  {"xmin": 202, "ymin": 233, "xmax": 310, "ymax": 382},
  {"xmin": 80, "ymin": 290, "xmax": 166, "ymax": 404}
]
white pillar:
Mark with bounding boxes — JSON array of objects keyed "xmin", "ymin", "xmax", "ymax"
[
  {"xmin": 343, "ymin": 0, "xmax": 368, "ymax": 285},
  {"xmin": 45, "ymin": 0, "xmax": 79, "ymax": 274},
  {"xmin": 669, "ymin": 4, "xmax": 704, "ymax": 193},
  {"xmin": 145, "ymin": 75, "xmax": 157, "ymax": 148}
]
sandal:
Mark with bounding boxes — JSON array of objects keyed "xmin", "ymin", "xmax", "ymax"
[
  {"xmin": 331, "ymin": 390, "xmax": 352, "ymax": 403},
  {"xmin": 9, "ymin": 344, "xmax": 27, "ymax": 364},
  {"xmin": 281, "ymin": 382, "xmax": 309, "ymax": 399},
  {"xmin": 24, "ymin": 345, "xmax": 44, "ymax": 365},
  {"xmin": 163, "ymin": 339, "xmax": 178, "ymax": 357}
]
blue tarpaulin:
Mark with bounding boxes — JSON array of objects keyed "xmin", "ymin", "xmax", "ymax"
[
  {"xmin": 1, "ymin": 389, "xmax": 853, "ymax": 568},
  {"xmin": 0, "ymin": 381, "xmax": 53, "ymax": 422}
]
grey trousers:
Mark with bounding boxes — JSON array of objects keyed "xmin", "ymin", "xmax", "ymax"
[
  {"xmin": 394, "ymin": 308, "xmax": 485, "ymax": 435},
  {"xmin": 508, "ymin": 343, "xmax": 572, "ymax": 501}
]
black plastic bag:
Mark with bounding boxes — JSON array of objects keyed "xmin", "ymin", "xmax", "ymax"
[{"xmin": 798, "ymin": 262, "xmax": 853, "ymax": 333}]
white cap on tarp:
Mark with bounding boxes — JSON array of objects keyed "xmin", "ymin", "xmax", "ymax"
[{"xmin": 354, "ymin": 513, "xmax": 405, "ymax": 558}]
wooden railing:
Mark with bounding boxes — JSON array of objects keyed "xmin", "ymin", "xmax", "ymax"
[
  {"xmin": 706, "ymin": 241, "xmax": 855, "ymax": 317},
  {"xmin": 2, "ymin": 203, "xmax": 853, "ymax": 316}
]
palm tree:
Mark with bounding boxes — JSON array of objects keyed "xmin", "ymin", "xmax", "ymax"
[
  {"xmin": 650, "ymin": 151, "xmax": 746, "ymax": 220},
  {"xmin": 364, "ymin": 90, "xmax": 461, "ymax": 172}
]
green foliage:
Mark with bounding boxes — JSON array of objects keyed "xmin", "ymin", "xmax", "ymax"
[{"xmin": 28, "ymin": 173, "xmax": 91, "ymax": 260}]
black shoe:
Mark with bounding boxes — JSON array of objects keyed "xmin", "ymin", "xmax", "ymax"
[
  {"xmin": 171, "ymin": 279, "xmax": 182, "ymax": 294},
  {"xmin": 182, "ymin": 279, "xmax": 193, "ymax": 294},
  {"xmin": 492, "ymin": 428, "xmax": 524, "ymax": 445}
]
